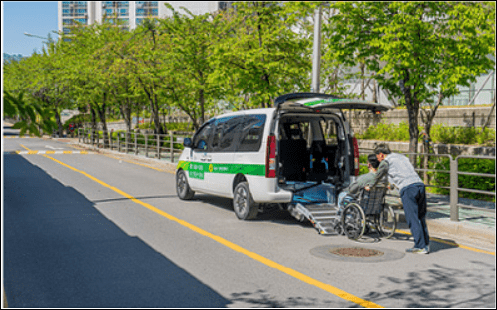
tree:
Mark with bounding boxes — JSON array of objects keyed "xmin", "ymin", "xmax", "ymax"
[
  {"xmin": 3, "ymin": 90, "xmax": 56, "ymax": 137},
  {"xmin": 327, "ymin": 2, "xmax": 496, "ymax": 164},
  {"xmin": 212, "ymin": 1, "xmax": 311, "ymax": 110},
  {"xmin": 155, "ymin": 5, "xmax": 223, "ymax": 130}
]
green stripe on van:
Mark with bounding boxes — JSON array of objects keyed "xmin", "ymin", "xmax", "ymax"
[
  {"xmin": 303, "ymin": 98, "xmax": 346, "ymax": 106},
  {"xmin": 177, "ymin": 161, "xmax": 265, "ymax": 177}
]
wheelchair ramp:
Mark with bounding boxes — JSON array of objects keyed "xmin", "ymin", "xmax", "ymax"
[{"xmin": 288, "ymin": 203, "xmax": 341, "ymax": 235}]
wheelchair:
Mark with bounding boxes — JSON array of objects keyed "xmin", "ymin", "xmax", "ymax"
[{"xmin": 340, "ymin": 185, "xmax": 397, "ymax": 240}]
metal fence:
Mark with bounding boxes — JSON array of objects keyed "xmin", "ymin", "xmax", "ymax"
[
  {"xmin": 359, "ymin": 147, "xmax": 495, "ymax": 222},
  {"xmin": 78, "ymin": 128, "xmax": 190, "ymax": 163},
  {"xmin": 77, "ymin": 128, "xmax": 495, "ymax": 222}
]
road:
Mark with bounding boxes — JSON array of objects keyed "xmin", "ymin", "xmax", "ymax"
[{"xmin": 3, "ymin": 127, "xmax": 496, "ymax": 308}]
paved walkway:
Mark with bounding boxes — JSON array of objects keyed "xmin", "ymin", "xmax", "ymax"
[{"xmin": 385, "ymin": 192, "xmax": 495, "ymax": 252}]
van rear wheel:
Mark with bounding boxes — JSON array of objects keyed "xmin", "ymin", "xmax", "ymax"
[
  {"xmin": 233, "ymin": 182, "xmax": 258, "ymax": 220},
  {"xmin": 176, "ymin": 170, "xmax": 195, "ymax": 200}
]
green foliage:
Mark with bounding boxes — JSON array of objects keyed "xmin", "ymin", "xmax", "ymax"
[
  {"xmin": 357, "ymin": 123, "xmax": 496, "ymax": 146},
  {"xmin": 326, "ymin": 2, "xmax": 495, "ymax": 149},
  {"xmin": 429, "ymin": 157, "xmax": 495, "ymax": 202},
  {"xmin": 430, "ymin": 124, "xmax": 496, "ymax": 146},
  {"xmin": 3, "ymin": 90, "xmax": 56, "ymax": 136},
  {"xmin": 357, "ymin": 122, "xmax": 420, "ymax": 142},
  {"xmin": 358, "ymin": 154, "xmax": 369, "ymax": 175},
  {"xmin": 211, "ymin": 2, "xmax": 311, "ymax": 110},
  {"xmin": 164, "ymin": 122, "xmax": 194, "ymax": 132}
]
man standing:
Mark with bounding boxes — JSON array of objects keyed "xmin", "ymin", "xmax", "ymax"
[{"xmin": 366, "ymin": 144, "xmax": 430, "ymax": 254}]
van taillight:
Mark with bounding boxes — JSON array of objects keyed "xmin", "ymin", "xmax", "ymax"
[
  {"xmin": 353, "ymin": 137, "xmax": 360, "ymax": 176},
  {"xmin": 265, "ymin": 135, "xmax": 276, "ymax": 178}
]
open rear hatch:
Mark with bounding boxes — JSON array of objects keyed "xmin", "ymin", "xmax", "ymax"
[{"xmin": 274, "ymin": 92, "xmax": 392, "ymax": 113}]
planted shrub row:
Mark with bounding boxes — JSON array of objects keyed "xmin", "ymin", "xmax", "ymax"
[{"xmin": 356, "ymin": 122, "xmax": 495, "ymax": 146}]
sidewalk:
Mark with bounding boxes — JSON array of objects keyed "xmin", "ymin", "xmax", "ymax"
[
  {"xmin": 385, "ymin": 194, "xmax": 495, "ymax": 252},
  {"xmin": 67, "ymin": 138, "xmax": 496, "ymax": 253}
]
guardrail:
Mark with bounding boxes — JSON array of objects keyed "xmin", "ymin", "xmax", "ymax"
[
  {"xmin": 76, "ymin": 129, "xmax": 494, "ymax": 222},
  {"xmin": 78, "ymin": 128, "xmax": 189, "ymax": 163},
  {"xmin": 359, "ymin": 147, "xmax": 495, "ymax": 222}
]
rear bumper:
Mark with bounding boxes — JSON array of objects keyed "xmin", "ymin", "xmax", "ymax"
[{"xmin": 247, "ymin": 176, "xmax": 293, "ymax": 203}]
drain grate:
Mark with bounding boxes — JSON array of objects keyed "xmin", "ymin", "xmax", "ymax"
[{"xmin": 330, "ymin": 247, "xmax": 384, "ymax": 258}]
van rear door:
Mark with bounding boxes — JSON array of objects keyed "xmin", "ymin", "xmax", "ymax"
[
  {"xmin": 274, "ymin": 93, "xmax": 392, "ymax": 180},
  {"xmin": 274, "ymin": 93, "xmax": 392, "ymax": 115}
]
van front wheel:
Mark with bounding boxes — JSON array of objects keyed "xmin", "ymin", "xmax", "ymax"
[
  {"xmin": 233, "ymin": 182, "xmax": 258, "ymax": 220},
  {"xmin": 176, "ymin": 170, "xmax": 195, "ymax": 200}
]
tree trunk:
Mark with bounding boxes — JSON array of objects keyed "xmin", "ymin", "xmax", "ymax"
[
  {"xmin": 422, "ymin": 124, "xmax": 431, "ymax": 185},
  {"xmin": 153, "ymin": 94, "xmax": 165, "ymax": 135},
  {"xmin": 54, "ymin": 109, "xmax": 64, "ymax": 138},
  {"xmin": 401, "ymin": 74, "xmax": 419, "ymax": 166},
  {"xmin": 97, "ymin": 105, "xmax": 109, "ymax": 148},
  {"xmin": 199, "ymin": 89, "xmax": 205, "ymax": 126},
  {"xmin": 90, "ymin": 106, "xmax": 97, "ymax": 144},
  {"xmin": 97, "ymin": 94, "xmax": 109, "ymax": 148}
]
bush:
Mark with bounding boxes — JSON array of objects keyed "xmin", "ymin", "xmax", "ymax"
[
  {"xmin": 429, "ymin": 157, "xmax": 495, "ymax": 202},
  {"xmin": 357, "ymin": 122, "xmax": 496, "ymax": 146},
  {"xmin": 357, "ymin": 122, "xmax": 422, "ymax": 142},
  {"xmin": 165, "ymin": 122, "xmax": 193, "ymax": 132}
]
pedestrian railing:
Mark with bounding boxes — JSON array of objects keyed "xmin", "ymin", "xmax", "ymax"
[
  {"xmin": 78, "ymin": 128, "xmax": 190, "ymax": 163},
  {"xmin": 77, "ymin": 129, "xmax": 495, "ymax": 222},
  {"xmin": 359, "ymin": 148, "xmax": 495, "ymax": 222}
]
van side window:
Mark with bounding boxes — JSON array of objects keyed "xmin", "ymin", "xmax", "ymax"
[
  {"xmin": 212, "ymin": 115, "xmax": 244, "ymax": 152},
  {"xmin": 193, "ymin": 122, "xmax": 215, "ymax": 151},
  {"xmin": 238, "ymin": 115, "xmax": 266, "ymax": 152}
]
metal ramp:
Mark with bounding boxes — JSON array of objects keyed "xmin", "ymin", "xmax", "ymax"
[{"xmin": 288, "ymin": 203, "xmax": 341, "ymax": 235}]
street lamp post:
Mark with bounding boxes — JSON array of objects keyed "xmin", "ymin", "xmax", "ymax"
[
  {"xmin": 311, "ymin": 6, "xmax": 322, "ymax": 93},
  {"xmin": 24, "ymin": 32, "xmax": 48, "ymax": 40}
]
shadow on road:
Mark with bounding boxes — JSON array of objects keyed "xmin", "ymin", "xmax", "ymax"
[
  {"xmin": 3, "ymin": 154, "xmax": 230, "ymax": 308},
  {"xmin": 363, "ymin": 261, "xmax": 495, "ymax": 307}
]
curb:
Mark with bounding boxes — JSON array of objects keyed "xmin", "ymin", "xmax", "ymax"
[
  {"xmin": 426, "ymin": 218, "xmax": 495, "ymax": 251},
  {"xmin": 394, "ymin": 207, "xmax": 495, "ymax": 252}
]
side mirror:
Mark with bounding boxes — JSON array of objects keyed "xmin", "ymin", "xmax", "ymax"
[{"xmin": 183, "ymin": 137, "xmax": 192, "ymax": 148}]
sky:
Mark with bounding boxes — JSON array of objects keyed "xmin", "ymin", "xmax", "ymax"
[{"xmin": 2, "ymin": 1, "xmax": 59, "ymax": 57}]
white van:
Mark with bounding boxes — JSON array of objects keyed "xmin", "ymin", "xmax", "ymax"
[{"xmin": 176, "ymin": 93, "xmax": 391, "ymax": 223}]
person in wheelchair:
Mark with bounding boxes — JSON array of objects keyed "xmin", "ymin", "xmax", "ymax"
[{"xmin": 337, "ymin": 154, "xmax": 388, "ymax": 214}]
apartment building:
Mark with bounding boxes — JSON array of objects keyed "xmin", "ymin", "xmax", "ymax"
[{"xmin": 58, "ymin": 1, "xmax": 221, "ymax": 33}]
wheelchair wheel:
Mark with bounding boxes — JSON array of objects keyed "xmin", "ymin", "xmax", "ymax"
[
  {"xmin": 378, "ymin": 204, "xmax": 397, "ymax": 239},
  {"xmin": 341, "ymin": 203, "xmax": 366, "ymax": 240}
]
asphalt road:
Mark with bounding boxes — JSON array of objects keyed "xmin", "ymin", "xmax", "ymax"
[{"xmin": 3, "ymin": 128, "xmax": 496, "ymax": 308}]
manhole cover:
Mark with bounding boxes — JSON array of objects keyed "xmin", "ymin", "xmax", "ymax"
[
  {"xmin": 330, "ymin": 247, "xmax": 384, "ymax": 258},
  {"xmin": 310, "ymin": 245, "xmax": 404, "ymax": 263}
]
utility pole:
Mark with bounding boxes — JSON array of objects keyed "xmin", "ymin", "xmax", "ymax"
[{"xmin": 311, "ymin": 6, "xmax": 322, "ymax": 93}]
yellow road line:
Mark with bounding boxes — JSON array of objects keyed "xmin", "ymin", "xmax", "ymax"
[
  {"xmin": 20, "ymin": 144, "xmax": 31, "ymax": 151},
  {"xmin": 395, "ymin": 229, "xmax": 495, "ymax": 255},
  {"xmin": 42, "ymin": 154, "xmax": 383, "ymax": 308}
]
